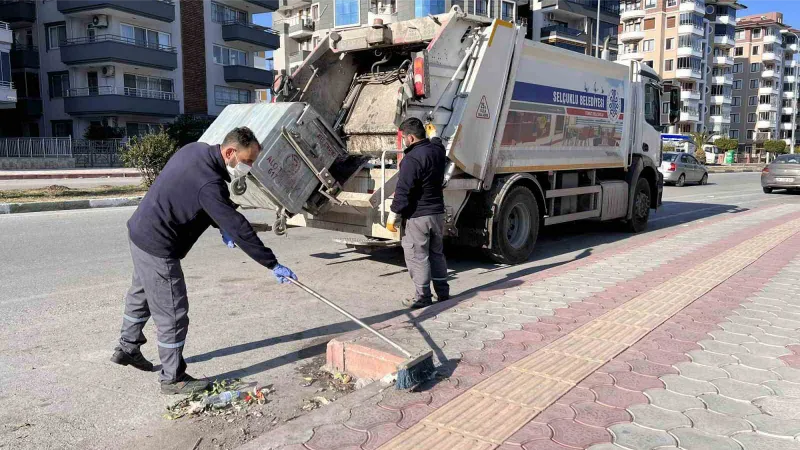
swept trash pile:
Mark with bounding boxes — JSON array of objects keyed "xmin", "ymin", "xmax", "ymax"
[{"xmin": 165, "ymin": 379, "xmax": 275, "ymax": 420}]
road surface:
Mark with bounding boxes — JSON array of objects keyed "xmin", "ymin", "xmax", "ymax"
[{"xmin": 1, "ymin": 172, "xmax": 796, "ymax": 449}]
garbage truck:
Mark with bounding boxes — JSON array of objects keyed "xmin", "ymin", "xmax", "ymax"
[{"xmin": 199, "ymin": 6, "xmax": 680, "ymax": 264}]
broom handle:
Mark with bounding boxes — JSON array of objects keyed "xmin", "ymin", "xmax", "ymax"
[{"xmin": 287, "ymin": 278, "xmax": 413, "ymax": 358}]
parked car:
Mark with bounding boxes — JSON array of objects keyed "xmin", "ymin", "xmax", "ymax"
[
  {"xmin": 659, "ymin": 152, "xmax": 708, "ymax": 187},
  {"xmin": 761, "ymin": 154, "xmax": 800, "ymax": 193}
]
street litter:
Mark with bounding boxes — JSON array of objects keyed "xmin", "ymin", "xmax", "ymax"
[{"xmin": 164, "ymin": 379, "xmax": 275, "ymax": 420}]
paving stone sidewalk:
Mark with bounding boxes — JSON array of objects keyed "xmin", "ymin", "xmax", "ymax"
[{"xmin": 240, "ymin": 204, "xmax": 800, "ymax": 450}]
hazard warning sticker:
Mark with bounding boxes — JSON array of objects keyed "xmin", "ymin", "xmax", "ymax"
[{"xmin": 476, "ymin": 95, "xmax": 490, "ymax": 119}]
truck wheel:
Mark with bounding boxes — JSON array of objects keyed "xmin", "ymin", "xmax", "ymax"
[
  {"xmin": 626, "ymin": 178, "xmax": 651, "ymax": 233},
  {"xmin": 489, "ymin": 186, "xmax": 540, "ymax": 265}
]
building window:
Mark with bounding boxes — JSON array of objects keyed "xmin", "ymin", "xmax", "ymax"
[
  {"xmin": 666, "ymin": 0, "xmax": 677, "ymax": 6},
  {"xmin": 748, "ymin": 113, "xmax": 756, "ymax": 123},
  {"xmin": 311, "ymin": 3, "xmax": 320, "ymax": 20},
  {"xmin": 731, "ymin": 113, "xmax": 739, "ymax": 123},
  {"xmin": 213, "ymin": 45, "xmax": 248, "ymax": 66},
  {"xmin": 645, "ymin": 0, "xmax": 656, "ymax": 7},
  {"xmin": 51, "ymin": 120, "xmax": 73, "ymax": 137},
  {"xmin": 126, "ymin": 122, "xmax": 161, "ymax": 137},
  {"xmin": 415, "ymin": 0, "xmax": 446, "ymax": 18},
  {"xmin": 665, "ymin": 38, "xmax": 674, "ymax": 50},
  {"xmin": 644, "ymin": 60, "xmax": 654, "ymax": 68},
  {"xmin": 747, "ymin": 131, "xmax": 755, "ymax": 142},
  {"xmin": 644, "ymin": 18, "xmax": 655, "ymax": 30},
  {"xmin": 731, "ymin": 129, "xmax": 739, "ymax": 139},
  {"xmin": 662, "ymin": 101, "xmax": 669, "ymax": 112},
  {"xmin": 47, "ymin": 71, "xmax": 70, "ymax": 98},
  {"xmin": 750, "ymin": 79, "xmax": 759, "ymax": 89},
  {"xmin": 46, "ymin": 24, "xmax": 67, "ymax": 50},
  {"xmin": 735, "ymin": 46, "xmax": 743, "ymax": 57},
  {"xmin": 735, "ymin": 30, "xmax": 744, "ymax": 40},
  {"xmin": 732, "ymin": 96, "xmax": 741, "ymax": 106},
  {"xmin": 752, "ymin": 28, "xmax": 761, "ymax": 39},
  {"xmin": 664, "ymin": 59, "xmax": 673, "ymax": 71},
  {"xmin": 211, "ymin": 2, "xmax": 248, "ymax": 24},
  {"xmin": 733, "ymin": 63, "xmax": 742, "ymax": 73},
  {"xmin": 643, "ymin": 40, "xmax": 654, "ymax": 52},
  {"xmin": 335, "ymin": 0, "xmax": 360, "ymax": 27},
  {"xmin": 750, "ymin": 62, "xmax": 760, "ymax": 73},
  {"xmin": 667, "ymin": 16, "xmax": 676, "ymax": 28},
  {"xmin": 500, "ymin": 0, "xmax": 515, "ymax": 22},
  {"xmin": 752, "ymin": 45, "xmax": 759, "ymax": 55},
  {"xmin": 749, "ymin": 96, "xmax": 758, "ymax": 106},
  {"xmin": 121, "ymin": 24, "xmax": 171, "ymax": 49},
  {"xmin": 215, "ymin": 85, "xmax": 252, "ymax": 106},
  {"xmin": 123, "ymin": 74, "xmax": 174, "ymax": 98}
]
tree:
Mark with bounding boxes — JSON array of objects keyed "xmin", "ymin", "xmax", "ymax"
[
  {"xmin": 689, "ymin": 131, "xmax": 712, "ymax": 165},
  {"xmin": 165, "ymin": 114, "xmax": 215, "ymax": 148},
  {"xmin": 121, "ymin": 131, "xmax": 178, "ymax": 187},
  {"xmin": 763, "ymin": 139, "xmax": 788, "ymax": 156},
  {"xmin": 83, "ymin": 123, "xmax": 126, "ymax": 140},
  {"xmin": 714, "ymin": 137, "xmax": 739, "ymax": 153}
]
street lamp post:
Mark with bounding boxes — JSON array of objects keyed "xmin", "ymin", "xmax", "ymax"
[{"xmin": 595, "ymin": 0, "xmax": 601, "ymax": 58}]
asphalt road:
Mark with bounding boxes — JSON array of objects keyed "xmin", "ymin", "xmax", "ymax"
[
  {"xmin": 1, "ymin": 172, "xmax": 796, "ymax": 450},
  {"xmin": 0, "ymin": 177, "xmax": 143, "ymax": 190}
]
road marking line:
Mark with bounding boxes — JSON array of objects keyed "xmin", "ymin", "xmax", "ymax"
[{"xmin": 380, "ymin": 218, "xmax": 800, "ymax": 449}]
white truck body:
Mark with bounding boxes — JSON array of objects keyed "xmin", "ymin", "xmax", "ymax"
[{"xmin": 200, "ymin": 7, "xmax": 676, "ymax": 263}]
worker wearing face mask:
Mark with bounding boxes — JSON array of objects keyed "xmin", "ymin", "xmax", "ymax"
[{"xmin": 112, "ymin": 126, "xmax": 297, "ymax": 395}]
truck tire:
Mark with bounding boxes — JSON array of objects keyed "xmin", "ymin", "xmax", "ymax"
[
  {"xmin": 488, "ymin": 186, "xmax": 540, "ymax": 265},
  {"xmin": 626, "ymin": 177, "xmax": 651, "ymax": 233}
]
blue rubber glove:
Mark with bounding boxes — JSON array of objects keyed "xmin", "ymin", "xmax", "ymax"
[
  {"xmin": 272, "ymin": 264, "xmax": 298, "ymax": 284},
  {"xmin": 221, "ymin": 231, "xmax": 236, "ymax": 248}
]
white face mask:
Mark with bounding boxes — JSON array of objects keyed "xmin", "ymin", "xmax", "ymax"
[{"xmin": 226, "ymin": 157, "xmax": 252, "ymax": 179}]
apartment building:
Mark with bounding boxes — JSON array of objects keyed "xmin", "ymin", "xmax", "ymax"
[
  {"xmin": 0, "ymin": 18, "xmax": 15, "ymax": 112},
  {"xmin": 731, "ymin": 13, "xmax": 799, "ymax": 156},
  {"xmin": 617, "ymin": 0, "xmax": 744, "ymax": 137},
  {"xmin": 272, "ymin": 0, "xmax": 527, "ymax": 76},
  {"xmin": 530, "ymin": 0, "xmax": 620, "ymax": 59},
  {"xmin": 0, "ymin": 0, "xmax": 279, "ymax": 138}
]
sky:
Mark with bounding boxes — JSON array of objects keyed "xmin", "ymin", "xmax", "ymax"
[
  {"xmin": 738, "ymin": 0, "xmax": 800, "ymax": 28},
  {"xmin": 253, "ymin": 13, "xmax": 273, "ymax": 70}
]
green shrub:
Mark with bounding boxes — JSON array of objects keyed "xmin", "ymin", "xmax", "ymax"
[
  {"xmin": 764, "ymin": 139, "xmax": 788, "ymax": 155},
  {"xmin": 122, "ymin": 131, "xmax": 178, "ymax": 187},
  {"xmin": 714, "ymin": 137, "xmax": 739, "ymax": 153},
  {"xmin": 83, "ymin": 123, "xmax": 125, "ymax": 140},
  {"xmin": 165, "ymin": 114, "xmax": 214, "ymax": 148}
]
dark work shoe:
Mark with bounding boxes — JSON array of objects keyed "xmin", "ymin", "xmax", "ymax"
[
  {"xmin": 402, "ymin": 297, "xmax": 433, "ymax": 309},
  {"xmin": 160, "ymin": 374, "xmax": 211, "ymax": 395},
  {"xmin": 111, "ymin": 347, "xmax": 154, "ymax": 372},
  {"xmin": 435, "ymin": 294, "xmax": 450, "ymax": 302}
]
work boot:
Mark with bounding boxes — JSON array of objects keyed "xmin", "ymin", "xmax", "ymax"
[
  {"xmin": 160, "ymin": 374, "xmax": 211, "ymax": 395},
  {"xmin": 110, "ymin": 347, "xmax": 154, "ymax": 372},
  {"xmin": 435, "ymin": 293, "xmax": 450, "ymax": 302},
  {"xmin": 402, "ymin": 297, "xmax": 433, "ymax": 309}
]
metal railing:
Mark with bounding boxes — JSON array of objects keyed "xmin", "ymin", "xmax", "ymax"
[
  {"xmin": 11, "ymin": 43, "xmax": 37, "ymax": 52},
  {"xmin": 64, "ymin": 86, "xmax": 176, "ymax": 100},
  {"xmin": 566, "ymin": 0, "xmax": 619, "ymax": 15},
  {"xmin": 0, "ymin": 21, "xmax": 9, "ymax": 31},
  {"xmin": 0, "ymin": 80, "xmax": 14, "ymax": 89},
  {"xmin": 0, "ymin": 137, "xmax": 72, "ymax": 158},
  {"xmin": 542, "ymin": 25, "xmax": 584, "ymax": 38},
  {"xmin": 220, "ymin": 19, "xmax": 280, "ymax": 35},
  {"xmin": 60, "ymin": 34, "xmax": 177, "ymax": 52}
]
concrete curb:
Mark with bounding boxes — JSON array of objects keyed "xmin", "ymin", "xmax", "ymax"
[
  {"xmin": 707, "ymin": 166, "xmax": 765, "ymax": 174},
  {"xmin": 0, "ymin": 171, "xmax": 140, "ymax": 180},
  {"xmin": 0, "ymin": 196, "xmax": 142, "ymax": 214}
]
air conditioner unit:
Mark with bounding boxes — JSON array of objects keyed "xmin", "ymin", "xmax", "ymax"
[
  {"xmin": 101, "ymin": 65, "xmax": 115, "ymax": 77},
  {"xmin": 91, "ymin": 15, "xmax": 109, "ymax": 28}
]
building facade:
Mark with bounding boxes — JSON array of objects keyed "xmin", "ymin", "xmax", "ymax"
[
  {"xmin": 530, "ymin": 0, "xmax": 620, "ymax": 60},
  {"xmin": 731, "ymin": 13, "xmax": 799, "ymax": 156},
  {"xmin": 617, "ymin": 0, "xmax": 744, "ymax": 137},
  {"xmin": 0, "ymin": 19, "xmax": 15, "ymax": 111},
  {"xmin": 0, "ymin": 0, "xmax": 279, "ymax": 138},
  {"xmin": 272, "ymin": 0, "xmax": 527, "ymax": 77}
]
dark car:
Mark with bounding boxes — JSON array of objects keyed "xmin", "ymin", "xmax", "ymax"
[{"xmin": 762, "ymin": 154, "xmax": 800, "ymax": 193}]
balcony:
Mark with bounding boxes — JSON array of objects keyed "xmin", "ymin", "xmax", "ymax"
[
  {"xmin": 10, "ymin": 44, "xmax": 38, "ymax": 69},
  {"xmin": 764, "ymin": 34, "xmax": 782, "ymax": 45},
  {"xmin": 287, "ymin": 17, "xmax": 314, "ymax": 39},
  {"xmin": 288, "ymin": 50, "xmax": 311, "ymax": 65},
  {"xmin": 677, "ymin": 45, "xmax": 703, "ymax": 58},
  {"xmin": 679, "ymin": 0, "xmax": 705, "ymax": 14},
  {"xmin": 244, "ymin": 0, "xmax": 278, "ymax": 13},
  {"xmin": 755, "ymin": 132, "xmax": 773, "ymax": 141},
  {"xmin": 618, "ymin": 51, "xmax": 642, "ymax": 61},
  {"xmin": 783, "ymin": 106, "xmax": 795, "ymax": 115},
  {"xmin": 759, "ymin": 86, "xmax": 775, "ymax": 95},
  {"xmin": 368, "ymin": 6, "xmax": 398, "ymax": 26},
  {"xmin": 762, "ymin": 51, "xmax": 777, "ymax": 62},
  {"xmin": 541, "ymin": 25, "xmax": 587, "ymax": 44},
  {"xmin": 64, "ymin": 86, "xmax": 179, "ymax": 117},
  {"xmin": 756, "ymin": 120, "xmax": 774, "ymax": 130},
  {"xmin": 786, "ymin": 75, "xmax": 796, "ymax": 83},
  {"xmin": 276, "ymin": 0, "xmax": 311, "ymax": 11},
  {"xmin": 60, "ymin": 35, "xmax": 178, "ymax": 70},
  {"xmin": 680, "ymin": 25, "xmax": 704, "ymax": 37},
  {"xmin": 716, "ymin": 14, "xmax": 735, "ymax": 25},
  {"xmin": 0, "ymin": 81, "xmax": 16, "ymax": 109},
  {"xmin": 0, "ymin": 1, "xmax": 36, "ymax": 26},
  {"xmin": 680, "ymin": 110, "xmax": 700, "ymax": 122},
  {"xmin": 15, "ymin": 97, "xmax": 41, "ymax": 116},
  {"xmin": 784, "ymin": 91, "xmax": 796, "ymax": 99},
  {"xmin": 619, "ymin": 29, "xmax": 645, "ymax": 42},
  {"xmin": 710, "ymin": 114, "xmax": 731, "ymax": 123},
  {"xmin": 762, "ymin": 68, "xmax": 779, "ymax": 78},
  {"xmin": 681, "ymin": 89, "xmax": 701, "ymax": 101},
  {"xmin": 757, "ymin": 102, "xmax": 778, "ymax": 112},
  {"xmin": 620, "ymin": 8, "xmax": 645, "ymax": 20},
  {"xmin": 714, "ymin": 35, "xmax": 735, "ymax": 47},
  {"xmin": 223, "ymin": 64, "xmax": 273, "ymax": 89},
  {"xmin": 56, "ymin": 0, "xmax": 175, "ymax": 22},
  {"xmin": 712, "ymin": 74, "xmax": 733, "ymax": 85},
  {"xmin": 222, "ymin": 21, "xmax": 280, "ymax": 52},
  {"xmin": 0, "ymin": 21, "xmax": 10, "ymax": 44},
  {"xmin": 710, "ymin": 95, "xmax": 731, "ymax": 105},
  {"xmin": 676, "ymin": 68, "xmax": 703, "ymax": 80},
  {"xmin": 713, "ymin": 55, "xmax": 734, "ymax": 66},
  {"xmin": 782, "ymin": 122, "xmax": 795, "ymax": 131}
]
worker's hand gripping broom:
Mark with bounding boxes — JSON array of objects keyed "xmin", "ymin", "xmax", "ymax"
[{"xmin": 286, "ymin": 278, "xmax": 435, "ymax": 389}]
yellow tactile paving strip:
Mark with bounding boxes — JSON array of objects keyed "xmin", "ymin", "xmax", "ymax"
[{"xmin": 380, "ymin": 219, "xmax": 800, "ymax": 449}]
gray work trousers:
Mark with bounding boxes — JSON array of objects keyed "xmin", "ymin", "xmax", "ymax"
[
  {"xmin": 118, "ymin": 238, "xmax": 189, "ymax": 383},
  {"xmin": 401, "ymin": 214, "xmax": 450, "ymax": 301}
]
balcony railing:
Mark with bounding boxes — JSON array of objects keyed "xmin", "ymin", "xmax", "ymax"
[
  {"xmin": 541, "ymin": 25, "xmax": 584, "ymax": 38},
  {"xmin": 66, "ymin": 86, "xmax": 176, "ymax": 100},
  {"xmin": 0, "ymin": 20, "xmax": 9, "ymax": 30},
  {"xmin": 61, "ymin": 34, "xmax": 176, "ymax": 52},
  {"xmin": 0, "ymin": 80, "xmax": 15, "ymax": 89}
]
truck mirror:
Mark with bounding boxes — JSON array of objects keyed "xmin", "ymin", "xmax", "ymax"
[{"xmin": 669, "ymin": 88, "xmax": 680, "ymax": 125}]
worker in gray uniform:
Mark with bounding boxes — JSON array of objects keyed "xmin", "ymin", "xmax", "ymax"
[
  {"xmin": 111, "ymin": 127, "xmax": 297, "ymax": 394},
  {"xmin": 386, "ymin": 118, "xmax": 450, "ymax": 308}
]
